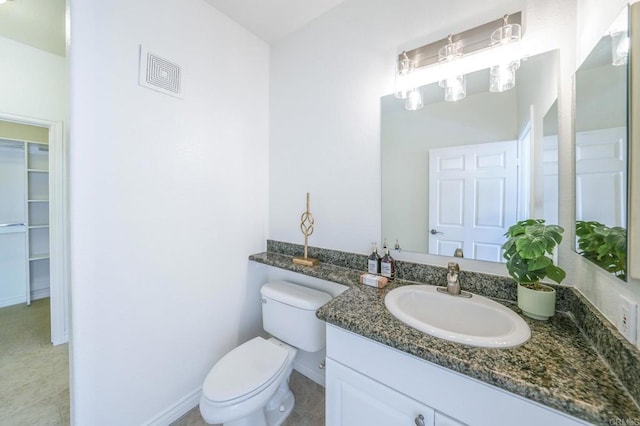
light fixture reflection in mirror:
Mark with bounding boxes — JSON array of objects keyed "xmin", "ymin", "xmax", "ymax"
[
  {"xmin": 381, "ymin": 50, "xmax": 558, "ymax": 264},
  {"xmin": 574, "ymin": 7, "xmax": 628, "ymax": 281}
]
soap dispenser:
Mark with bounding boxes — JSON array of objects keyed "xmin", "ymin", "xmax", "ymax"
[
  {"xmin": 368, "ymin": 243, "xmax": 381, "ymax": 274},
  {"xmin": 381, "ymin": 244, "xmax": 396, "ymax": 280}
]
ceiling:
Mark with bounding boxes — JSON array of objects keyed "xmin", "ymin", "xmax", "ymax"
[
  {"xmin": 0, "ymin": 0, "xmax": 66, "ymax": 56},
  {"xmin": 0, "ymin": 0, "xmax": 345, "ymax": 55},
  {"xmin": 203, "ymin": 0, "xmax": 348, "ymax": 43}
]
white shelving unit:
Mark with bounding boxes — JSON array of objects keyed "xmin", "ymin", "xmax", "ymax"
[{"xmin": 25, "ymin": 141, "xmax": 50, "ymax": 304}]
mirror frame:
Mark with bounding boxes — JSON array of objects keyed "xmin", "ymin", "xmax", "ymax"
[{"xmin": 630, "ymin": 2, "xmax": 640, "ymax": 279}]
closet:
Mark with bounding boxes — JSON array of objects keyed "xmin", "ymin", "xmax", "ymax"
[{"xmin": 0, "ymin": 122, "xmax": 50, "ymax": 308}]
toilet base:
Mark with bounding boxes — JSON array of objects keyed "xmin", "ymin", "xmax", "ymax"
[
  {"xmin": 222, "ymin": 378, "xmax": 295, "ymax": 426},
  {"xmin": 265, "ymin": 381, "xmax": 295, "ymax": 426}
]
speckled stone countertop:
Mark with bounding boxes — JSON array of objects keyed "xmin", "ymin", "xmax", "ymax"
[{"xmin": 249, "ymin": 250, "xmax": 640, "ymax": 425}]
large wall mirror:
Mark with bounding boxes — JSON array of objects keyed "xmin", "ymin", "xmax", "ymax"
[
  {"xmin": 381, "ymin": 50, "xmax": 559, "ymax": 263},
  {"xmin": 574, "ymin": 7, "xmax": 629, "ymax": 281}
]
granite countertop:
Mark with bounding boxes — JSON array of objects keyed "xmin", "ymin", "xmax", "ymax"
[{"xmin": 250, "ymin": 251, "xmax": 640, "ymax": 425}]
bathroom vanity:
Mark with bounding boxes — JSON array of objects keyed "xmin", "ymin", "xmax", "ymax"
[
  {"xmin": 325, "ymin": 325, "xmax": 582, "ymax": 426},
  {"xmin": 250, "ymin": 245, "xmax": 640, "ymax": 426}
]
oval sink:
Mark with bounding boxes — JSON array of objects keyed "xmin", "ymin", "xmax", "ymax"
[{"xmin": 384, "ymin": 285, "xmax": 531, "ymax": 348}]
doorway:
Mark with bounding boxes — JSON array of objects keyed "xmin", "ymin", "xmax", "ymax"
[{"xmin": 0, "ymin": 115, "xmax": 68, "ymax": 344}]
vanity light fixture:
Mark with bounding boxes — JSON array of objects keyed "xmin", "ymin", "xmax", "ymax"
[
  {"xmin": 394, "ymin": 11, "xmax": 523, "ymax": 109},
  {"xmin": 438, "ymin": 36, "xmax": 466, "ymax": 101},
  {"xmin": 394, "ymin": 51, "xmax": 415, "ymax": 100},
  {"xmin": 489, "ymin": 15, "xmax": 522, "ymax": 92}
]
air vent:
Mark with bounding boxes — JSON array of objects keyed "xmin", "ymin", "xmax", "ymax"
[{"xmin": 138, "ymin": 46, "xmax": 183, "ymax": 99}]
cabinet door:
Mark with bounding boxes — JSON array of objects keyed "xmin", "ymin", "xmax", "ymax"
[
  {"xmin": 435, "ymin": 411, "xmax": 467, "ymax": 426},
  {"xmin": 326, "ymin": 358, "xmax": 435, "ymax": 426}
]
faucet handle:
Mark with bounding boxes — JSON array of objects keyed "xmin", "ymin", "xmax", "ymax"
[{"xmin": 447, "ymin": 262, "xmax": 460, "ymax": 274}]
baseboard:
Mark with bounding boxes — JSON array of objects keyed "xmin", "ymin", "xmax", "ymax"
[
  {"xmin": 52, "ymin": 330, "xmax": 68, "ymax": 346},
  {"xmin": 0, "ymin": 288, "xmax": 50, "ymax": 309},
  {"xmin": 31, "ymin": 288, "xmax": 50, "ymax": 301},
  {"xmin": 0, "ymin": 295, "xmax": 26, "ymax": 308},
  {"xmin": 143, "ymin": 387, "xmax": 201, "ymax": 426}
]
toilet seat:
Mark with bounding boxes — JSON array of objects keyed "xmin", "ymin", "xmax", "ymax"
[{"xmin": 202, "ymin": 337, "xmax": 290, "ymax": 405}]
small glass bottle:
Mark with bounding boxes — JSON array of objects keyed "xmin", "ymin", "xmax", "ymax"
[
  {"xmin": 368, "ymin": 243, "xmax": 381, "ymax": 274},
  {"xmin": 381, "ymin": 246, "xmax": 396, "ymax": 280}
]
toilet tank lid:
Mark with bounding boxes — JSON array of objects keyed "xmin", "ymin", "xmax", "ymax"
[{"xmin": 261, "ymin": 281, "xmax": 332, "ymax": 310}]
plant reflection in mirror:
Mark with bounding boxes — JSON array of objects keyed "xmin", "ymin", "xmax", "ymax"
[{"xmin": 576, "ymin": 221, "xmax": 627, "ymax": 280}]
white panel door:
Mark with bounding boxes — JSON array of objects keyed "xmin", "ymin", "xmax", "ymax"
[
  {"xmin": 429, "ymin": 141, "xmax": 518, "ymax": 262},
  {"xmin": 0, "ymin": 141, "xmax": 27, "ymax": 307},
  {"xmin": 576, "ymin": 127, "xmax": 627, "ymax": 227}
]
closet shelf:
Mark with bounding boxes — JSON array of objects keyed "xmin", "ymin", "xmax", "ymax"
[
  {"xmin": 28, "ymin": 225, "xmax": 50, "ymax": 229},
  {"xmin": 28, "ymin": 199, "xmax": 49, "ymax": 203},
  {"xmin": 29, "ymin": 253, "xmax": 50, "ymax": 261},
  {"xmin": 27, "ymin": 168, "xmax": 49, "ymax": 173}
]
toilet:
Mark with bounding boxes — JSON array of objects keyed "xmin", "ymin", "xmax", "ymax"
[{"xmin": 199, "ymin": 280, "xmax": 332, "ymax": 426}]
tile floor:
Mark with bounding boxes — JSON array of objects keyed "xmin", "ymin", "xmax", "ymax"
[
  {"xmin": 0, "ymin": 299, "xmax": 324, "ymax": 426},
  {"xmin": 0, "ymin": 298, "xmax": 69, "ymax": 425},
  {"xmin": 172, "ymin": 370, "xmax": 326, "ymax": 426}
]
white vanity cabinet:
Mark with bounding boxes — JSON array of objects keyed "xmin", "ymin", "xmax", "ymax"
[
  {"xmin": 325, "ymin": 324, "xmax": 587, "ymax": 426},
  {"xmin": 326, "ymin": 358, "xmax": 436, "ymax": 426}
]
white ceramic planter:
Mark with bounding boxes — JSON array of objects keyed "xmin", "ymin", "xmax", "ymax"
[{"xmin": 517, "ymin": 283, "xmax": 556, "ymax": 320}]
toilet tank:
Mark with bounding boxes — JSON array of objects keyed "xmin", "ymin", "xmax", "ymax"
[{"xmin": 261, "ymin": 281, "xmax": 332, "ymax": 352}]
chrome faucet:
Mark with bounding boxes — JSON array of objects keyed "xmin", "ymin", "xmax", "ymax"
[
  {"xmin": 446, "ymin": 262, "xmax": 461, "ymax": 295},
  {"xmin": 437, "ymin": 262, "xmax": 471, "ymax": 298}
]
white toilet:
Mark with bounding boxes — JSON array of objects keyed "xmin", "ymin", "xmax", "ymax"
[{"xmin": 199, "ymin": 280, "xmax": 332, "ymax": 426}]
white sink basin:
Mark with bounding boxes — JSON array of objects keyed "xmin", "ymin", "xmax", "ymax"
[{"xmin": 384, "ymin": 285, "xmax": 531, "ymax": 348}]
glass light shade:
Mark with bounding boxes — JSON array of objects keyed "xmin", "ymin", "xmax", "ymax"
[
  {"xmin": 491, "ymin": 23, "xmax": 521, "ymax": 46},
  {"xmin": 611, "ymin": 31, "xmax": 629, "ymax": 66},
  {"xmin": 405, "ymin": 87, "xmax": 424, "ymax": 110},
  {"xmin": 443, "ymin": 75, "xmax": 466, "ymax": 102},
  {"xmin": 438, "ymin": 40, "xmax": 463, "ymax": 62},
  {"xmin": 438, "ymin": 40, "xmax": 464, "ymax": 96},
  {"xmin": 394, "ymin": 55, "xmax": 415, "ymax": 99},
  {"xmin": 490, "ymin": 61, "xmax": 519, "ymax": 92}
]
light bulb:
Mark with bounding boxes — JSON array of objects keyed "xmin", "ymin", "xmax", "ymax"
[
  {"xmin": 405, "ymin": 87, "xmax": 424, "ymax": 110},
  {"xmin": 443, "ymin": 75, "xmax": 466, "ymax": 102},
  {"xmin": 395, "ymin": 53, "xmax": 415, "ymax": 99}
]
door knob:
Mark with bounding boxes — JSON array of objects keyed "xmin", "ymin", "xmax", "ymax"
[
  {"xmin": 430, "ymin": 229, "xmax": 443, "ymax": 235},
  {"xmin": 415, "ymin": 414, "xmax": 425, "ymax": 426}
]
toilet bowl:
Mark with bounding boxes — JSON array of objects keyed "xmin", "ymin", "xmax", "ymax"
[
  {"xmin": 199, "ymin": 281, "xmax": 332, "ymax": 426},
  {"xmin": 200, "ymin": 337, "xmax": 297, "ymax": 426}
]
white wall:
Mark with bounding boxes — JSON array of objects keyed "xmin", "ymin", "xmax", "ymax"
[
  {"xmin": 0, "ymin": 36, "xmax": 67, "ymax": 122},
  {"xmin": 69, "ymin": 0, "xmax": 269, "ymax": 423},
  {"xmin": 270, "ymin": 0, "xmax": 640, "ymax": 347}
]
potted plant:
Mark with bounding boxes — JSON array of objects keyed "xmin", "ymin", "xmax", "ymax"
[
  {"xmin": 502, "ymin": 219, "xmax": 566, "ymax": 320},
  {"xmin": 575, "ymin": 220, "xmax": 627, "ymax": 280}
]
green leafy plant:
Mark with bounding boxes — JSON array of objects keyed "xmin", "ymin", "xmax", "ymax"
[
  {"xmin": 575, "ymin": 220, "xmax": 626, "ymax": 280},
  {"xmin": 502, "ymin": 219, "xmax": 566, "ymax": 290}
]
